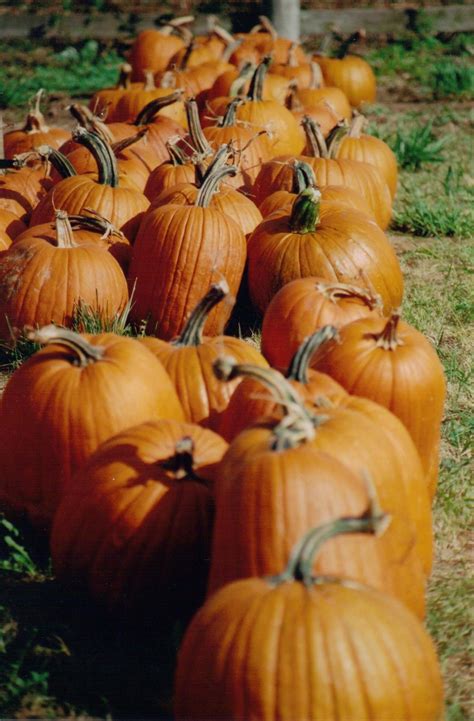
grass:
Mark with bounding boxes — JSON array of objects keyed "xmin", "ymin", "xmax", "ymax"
[{"xmin": 0, "ymin": 37, "xmax": 473, "ymax": 721}]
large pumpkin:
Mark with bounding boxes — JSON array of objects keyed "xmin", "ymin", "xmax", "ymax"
[
  {"xmin": 247, "ymin": 187, "xmax": 403, "ymax": 315},
  {"xmin": 0, "ymin": 325, "xmax": 185, "ymax": 530},
  {"xmin": 51, "ymin": 418, "xmax": 227, "ymax": 621},
  {"xmin": 176, "ymin": 512, "xmax": 444, "ymax": 721}
]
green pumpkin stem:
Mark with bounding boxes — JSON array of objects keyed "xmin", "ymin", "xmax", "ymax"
[
  {"xmin": 289, "ymin": 187, "xmax": 321, "ymax": 234},
  {"xmin": 26, "ymin": 323, "xmax": 105, "ymax": 367},
  {"xmin": 72, "ymin": 128, "xmax": 119, "ymax": 187},
  {"xmin": 35, "ymin": 145, "xmax": 77, "ymax": 178},
  {"xmin": 134, "ymin": 90, "xmax": 184, "ymax": 126},
  {"xmin": 302, "ymin": 115, "xmax": 328, "ymax": 158},
  {"xmin": 173, "ymin": 281, "xmax": 229, "ymax": 347},
  {"xmin": 286, "ymin": 326, "xmax": 339, "ymax": 383},
  {"xmin": 213, "ymin": 357, "xmax": 316, "ymax": 451},
  {"xmin": 195, "ymin": 146, "xmax": 236, "ymax": 207},
  {"xmin": 68, "ymin": 208, "xmax": 124, "ymax": 241},
  {"xmin": 292, "ymin": 160, "xmax": 316, "ymax": 194},
  {"xmin": 272, "ymin": 500, "xmax": 390, "ymax": 586},
  {"xmin": 186, "ymin": 99, "xmax": 213, "ymax": 157},
  {"xmin": 111, "ymin": 127, "xmax": 148, "ymax": 155},
  {"xmin": 326, "ymin": 120, "xmax": 350, "ymax": 159},
  {"xmin": 247, "ymin": 56, "xmax": 272, "ymax": 102}
]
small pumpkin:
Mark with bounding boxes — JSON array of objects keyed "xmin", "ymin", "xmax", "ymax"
[{"xmin": 4, "ymin": 90, "xmax": 69, "ymax": 158}]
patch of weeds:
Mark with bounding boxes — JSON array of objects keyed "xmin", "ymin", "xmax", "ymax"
[
  {"xmin": 429, "ymin": 59, "xmax": 474, "ymax": 100},
  {"xmin": 0, "ymin": 517, "xmax": 41, "ymax": 578},
  {"xmin": 388, "ymin": 122, "xmax": 449, "ymax": 171},
  {"xmin": 70, "ymin": 292, "xmax": 138, "ymax": 336},
  {"xmin": 393, "ymin": 196, "xmax": 474, "ymax": 238},
  {"xmin": 0, "ymin": 331, "xmax": 40, "ymax": 372}
]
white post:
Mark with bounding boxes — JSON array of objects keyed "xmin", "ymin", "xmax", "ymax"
[{"xmin": 271, "ymin": 0, "xmax": 300, "ymax": 42}]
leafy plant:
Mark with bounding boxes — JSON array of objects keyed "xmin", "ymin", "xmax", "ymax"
[
  {"xmin": 393, "ymin": 196, "xmax": 474, "ymax": 238},
  {"xmin": 388, "ymin": 122, "xmax": 449, "ymax": 171},
  {"xmin": 429, "ymin": 59, "xmax": 474, "ymax": 100},
  {"xmin": 0, "ymin": 517, "xmax": 38, "ymax": 577}
]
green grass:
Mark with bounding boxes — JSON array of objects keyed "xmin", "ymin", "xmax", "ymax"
[{"xmin": 0, "ymin": 40, "xmax": 122, "ymax": 108}]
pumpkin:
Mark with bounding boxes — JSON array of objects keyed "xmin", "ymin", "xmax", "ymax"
[
  {"xmin": 0, "ymin": 161, "xmax": 52, "ymax": 222},
  {"xmin": 258, "ymin": 159, "xmax": 375, "ymax": 219},
  {"xmin": 285, "ymin": 86, "xmax": 342, "ymax": 145},
  {"xmin": 30, "ymin": 130, "xmax": 150, "ymax": 241},
  {"xmin": 0, "ymin": 209, "xmax": 129, "ymax": 339},
  {"xmin": 269, "ymin": 42, "xmax": 314, "ymax": 88},
  {"xmin": 88, "ymin": 63, "xmax": 138, "ymax": 122},
  {"xmin": 129, "ymin": 18, "xmax": 192, "ymax": 81},
  {"xmin": 213, "ymin": 359, "xmax": 433, "ymax": 576},
  {"xmin": 139, "ymin": 280, "xmax": 268, "ymax": 429},
  {"xmin": 314, "ymin": 31, "xmax": 377, "ymax": 108},
  {"xmin": 230, "ymin": 16, "xmax": 308, "ymax": 67},
  {"xmin": 128, "ymin": 161, "xmax": 246, "ymax": 340},
  {"xmin": 261, "ymin": 275, "xmax": 382, "ymax": 369},
  {"xmin": 51, "ymin": 419, "xmax": 227, "ymax": 620},
  {"xmin": 294, "ymin": 62, "xmax": 352, "ymax": 121},
  {"xmin": 234, "ymin": 58, "xmax": 304, "ymax": 157},
  {"xmin": 143, "ymin": 138, "xmax": 196, "ymax": 201},
  {"xmin": 149, "ymin": 145, "xmax": 262, "ymax": 238},
  {"xmin": 332, "ymin": 113, "xmax": 398, "ymax": 198},
  {"xmin": 113, "ymin": 70, "xmax": 187, "ymax": 128},
  {"xmin": 4, "ymin": 90, "xmax": 69, "ymax": 158},
  {"xmin": 176, "ymin": 510, "xmax": 443, "ymax": 721},
  {"xmin": 247, "ymin": 186, "xmax": 403, "ymax": 316},
  {"xmin": 217, "ymin": 327, "xmax": 348, "ymax": 442},
  {"xmin": 310, "ymin": 313, "xmax": 446, "ymax": 498},
  {"xmin": 0, "ymin": 208, "xmax": 26, "ymax": 239},
  {"xmin": 0, "ymin": 325, "xmax": 185, "ymax": 530}
]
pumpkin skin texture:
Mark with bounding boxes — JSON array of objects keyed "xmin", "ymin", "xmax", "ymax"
[
  {"xmin": 51, "ymin": 419, "xmax": 227, "ymax": 621},
  {"xmin": 261, "ymin": 277, "xmax": 382, "ymax": 369},
  {"xmin": 0, "ymin": 212, "xmax": 129, "ymax": 340},
  {"xmin": 176, "ymin": 527, "xmax": 443, "ymax": 721},
  {"xmin": 212, "ymin": 360, "xmax": 433, "ymax": 577},
  {"xmin": 0, "ymin": 327, "xmax": 185, "ymax": 531},
  {"xmin": 139, "ymin": 282, "xmax": 268, "ymax": 430},
  {"xmin": 128, "ymin": 168, "xmax": 247, "ymax": 340},
  {"xmin": 0, "ymin": 167, "xmax": 52, "ymax": 222},
  {"xmin": 311, "ymin": 314, "xmax": 446, "ymax": 498},
  {"xmin": 247, "ymin": 188, "xmax": 403, "ymax": 316},
  {"xmin": 129, "ymin": 29, "xmax": 185, "ymax": 81},
  {"xmin": 316, "ymin": 53, "xmax": 377, "ymax": 108}
]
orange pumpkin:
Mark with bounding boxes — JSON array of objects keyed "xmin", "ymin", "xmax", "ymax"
[
  {"xmin": 139, "ymin": 281, "xmax": 268, "ymax": 430},
  {"xmin": 4, "ymin": 91, "xmax": 69, "ymax": 158},
  {"xmin": 310, "ymin": 313, "xmax": 446, "ymax": 498},
  {"xmin": 176, "ymin": 513, "xmax": 443, "ymax": 721},
  {"xmin": 129, "ymin": 18, "xmax": 191, "ymax": 80},
  {"xmin": 247, "ymin": 187, "xmax": 403, "ymax": 315},
  {"xmin": 51, "ymin": 418, "xmax": 227, "ymax": 620},
  {"xmin": 0, "ymin": 325, "xmax": 185, "ymax": 530},
  {"xmin": 261, "ymin": 276, "xmax": 382, "ymax": 369}
]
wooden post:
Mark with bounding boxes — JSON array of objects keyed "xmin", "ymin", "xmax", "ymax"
[{"xmin": 271, "ymin": 0, "xmax": 300, "ymax": 42}]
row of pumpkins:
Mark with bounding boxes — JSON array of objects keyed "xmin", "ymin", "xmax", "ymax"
[{"xmin": 0, "ymin": 17, "xmax": 446, "ymax": 720}]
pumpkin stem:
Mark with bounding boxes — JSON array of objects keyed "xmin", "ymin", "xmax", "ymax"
[
  {"xmin": 272, "ymin": 498, "xmax": 390, "ymax": 586},
  {"xmin": 228, "ymin": 62, "xmax": 255, "ymax": 97},
  {"xmin": 285, "ymin": 84, "xmax": 302, "ymax": 112},
  {"xmin": 186, "ymin": 99, "xmax": 213, "ymax": 157},
  {"xmin": 143, "ymin": 69, "xmax": 156, "ymax": 91},
  {"xmin": 68, "ymin": 208, "xmax": 125, "ymax": 241},
  {"xmin": 117, "ymin": 63, "xmax": 132, "ymax": 90},
  {"xmin": 289, "ymin": 187, "xmax": 321, "ymax": 233},
  {"xmin": 23, "ymin": 89, "xmax": 49, "ymax": 134},
  {"xmin": 219, "ymin": 97, "xmax": 243, "ymax": 128},
  {"xmin": 179, "ymin": 37, "xmax": 196, "ymax": 70},
  {"xmin": 111, "ymin": 127, "xmax": 148, "ymax": 155},
  {"xmin": 309, "ymin": 61, "xmax": 324, "ymax": 89},
  {"xmin": 72, "ymin": 127, "xmax": 119, "ymax": 187},
  {"xmin": 247, "ymin": 56, "xmax": 272, "ymax": 102},
  {"xmin": 134, "ymin": 90, "xmax": 184, "ymax": 126},
  {"xmin": 69, "ymin": 104, "xmax": 115, "ymax": 144},
  {"xmin": 257, "ymin": 15, "xmax": 278, "ymax": 41},
  {"xmin": 159, "ymin": 15, "xmax": 195, "ymax": 35},
  {"xmin": 316, "ymin": 280, "xmax": 382, "ymax": 310},
  {"xmin": 369, "ymin": 313, "xmax": 403, "ymax": 351},
  {"xmin": 195, "ymin": 146, "xmax": 237, "ymax": 207},
  {"xmin": 213, "ymin": 357, "xmax": 316, "ymax": 450},
  {"xmin": 347, "ymin": 113, "xmax": 366, "ymax": 138},
  {"xmin": 336, "ymin": 30, "xmax": 364, "ymax": 60},
  {"xmin": 326, "ymin": 120, "xmax": 350, "ymax": 159},
  {"xmin": 302, "ymin": 115, "xmax": 328, "ymax": 158},
  {"xmin": 166, "ymin": 137, "xmax": 188, "ymax": 165},
  {"xmin": 292, "ymin": 160, "xmax": 316, "ymax": 194},
  {"xmin": 173, "ymin": 280, "xmax": 229, "ymax": 347},
  {"xmin": 287, "ymin": 42, "xmax": 299, "ymax": 68},
  {"xmin": 159, "ymin": 436, "xmax": 207, "ymax": 483},
  {"xmin": 286, "ymin": 326, "xmax": 339, "ymax": 383},
  {"xmin": 54, "ymin": 210, "xmax": 78, "ymax": 249},
  {"xmin": 26, "ymin": 324, "xmax": 105, "ymax": 367},
  {"xmin": 35, "ymin": 145, "xmax": 77, "ymax": 178}
]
